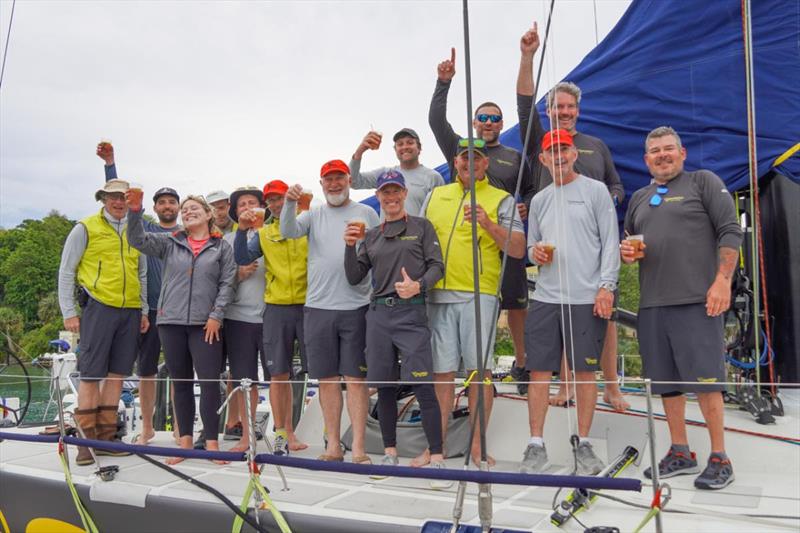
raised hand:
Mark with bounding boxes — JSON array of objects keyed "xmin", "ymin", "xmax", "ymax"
[
  {"xmin": 286, "ymin": 184, "xmax": 303, "ymax": 202},
  {"xmin": 343, "ymin": 223, "xmax": 361, "ymax": 246},
  {"xmin": 124, "ymin": 189, "xmax": 143, "ymax": 212},
  {"xmin": 520, "ymin": 22, "xmax": 540, "ymax": 56},
  {"xmin": 96, "ymin": 141, "xmax": 115, "ymax": 165},
  {"xmin": 437, "ymin": 48, "xmax": 457, "ymax": 82},
  {"xmin": 354, "ymin": 131, "xmax": 383, "ymax": 158},
  {"xmin": 394, "ymin": 267, "xmax": 421, "ymax": 299}
]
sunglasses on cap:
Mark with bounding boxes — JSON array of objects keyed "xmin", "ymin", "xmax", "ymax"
[
  {"xmin": 649, "ymin": 185, "xmax": 669, "ymax": 207},
  {"xmin": 476, "ymin": 114, "xmax": 502, "ymax": 123},
  {"xmin": 458, "ymin": 138, "xmax": 487, "ymax": 149}
]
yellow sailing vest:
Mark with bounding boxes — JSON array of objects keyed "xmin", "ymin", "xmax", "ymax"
[
  {"xmin": 257, "ymin": 219, "xmax": 308, "ymax": 305},
  {"xmin": 76, "ymin": 209, "xmax": 141, "ymax": 309},
  {"xmin": 425, "ymin": 177, "xmax": 509, "ymax": 295}
]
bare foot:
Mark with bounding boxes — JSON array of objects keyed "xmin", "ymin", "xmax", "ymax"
[
  {"xmin": 228, "ymin": 441, "xmax": 250, "ymax": 453},
  {"xmin": 206, "ymin": 440, "xmax": 230, "ymax": 465},
  {"xmin": 549, "ymin": 386, "xmax": 574, "ymax": 407},
  {"xmin": 134, "ymin": 430, "xmax": 155, "ymax": 445},
  {"xmin": 410, "ymin": 448, "xmax": 431, "ymax": 467},
  {"xmin": 287, "ymin": 437, "xmax": 308, "ymax": 452},
  {"xmin": 470, "ymin": 451, "xmax": 496, "ymax": 467},
  {"xmin": 603, "ymin": 385, "xmax": 630, "ymax": 412},
  {"xmin": 166, "ymin": 436, "xmax": 191, "ymax": 465},
  {"xmin": 165, "ymin": 455, "xmax": 186, "ymax": 465}
]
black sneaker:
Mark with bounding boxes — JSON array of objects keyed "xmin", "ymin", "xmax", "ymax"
[
  {"xmin": 694, "ymin": 454, "xmax": 735, "ymax": 490},
  {"xmin": 193, "ymin": 430, "xmax": 206, "ymax": 450},
  {"xmin": 644, "ymin": 446, "xmax": 700, "ymax": 479},
  {"xmin": 223, "ymin": 423, "xmax": 243, "ymax": 441},
  {"xmin": 510, "ymin": 365, "xmax": 529, "ymax": 395}
]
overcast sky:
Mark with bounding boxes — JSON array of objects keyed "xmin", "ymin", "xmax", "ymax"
[{"xmin": 0, "ymin": 0, "xmax": 630, "ymax": 228}]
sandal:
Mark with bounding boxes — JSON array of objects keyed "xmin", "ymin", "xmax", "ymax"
[
  {"xmin": 317, "ymin": 453, "xmax": 345, "ymax": 462},
  {"xmin": 352, "ymin": 455, "xmax": 372, "ymax": 465}
]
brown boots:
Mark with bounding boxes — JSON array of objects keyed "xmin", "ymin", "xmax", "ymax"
[
  {"xmin": 73, "ymin": 407, "xmax": 97, "ymax": 466},
  {"xmin": 95, "ymin": 405, "xmax": 131, "ymax": 457}
]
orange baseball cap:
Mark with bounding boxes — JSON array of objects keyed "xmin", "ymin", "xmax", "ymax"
[
  {"xmin": 541, "ymin": 129, "xmax": 574, "ymax": 151},
  {"xmin": 320, "ymin": 159, "xmax": 350, "ymax": 177},
  {"xmin": 262, "ymin": 180, "xmax": 289, "ymax": 199}
]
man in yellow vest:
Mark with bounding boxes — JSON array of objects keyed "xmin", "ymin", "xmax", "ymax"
[
  {"xmin": 422, "ymin": 139, "xmax": 526, "ymax": 466},
  {"xmin": 235, "ymin": 180, "xmax": 309, "ymax": 455},
  {"xmin": 58, "ymin": 179, "xmax": 149, "ymax": 466}
]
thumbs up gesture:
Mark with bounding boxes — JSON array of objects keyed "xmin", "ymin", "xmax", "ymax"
[{"xmin": 394, "ymin": 267, "xmax": 421, "ymax": 299}]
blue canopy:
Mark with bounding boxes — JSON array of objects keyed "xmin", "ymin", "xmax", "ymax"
[{"xmin": 430, "ymin": 0, "xmax": 800, "ymax": 202}]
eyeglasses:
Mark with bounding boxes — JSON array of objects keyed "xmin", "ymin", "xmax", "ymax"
[
  {"xmin": 649, "ymin": 185, "xmax": 669, "ymax": 207},
  {"xmin": 458, "ymin": 138, "xmax": 486, "ymax": 149},
  {"xmin": 476, "ymin": 114, "xmax": 502, "ymax": 123}
]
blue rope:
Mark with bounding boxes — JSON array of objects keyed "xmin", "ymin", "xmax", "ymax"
[
  {"xmin": 0, "ymin": 431, "xmax": 642, "ymax": 490},
  {"xmin": 253, "ymin": 453, "xmax": 642, "ymax": 491}
]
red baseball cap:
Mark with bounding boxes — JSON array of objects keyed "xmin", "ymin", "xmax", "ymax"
[
  {"xmin": 541, "ymin": 129, "xmax": 574, "ymax": 151},
  {"xmin": 320, "ymin": 159, "xmax": 350, "ymax": 178},
  {"xmin": 262, "ymin": 180, "xmax": 289, "ymax": 200}
]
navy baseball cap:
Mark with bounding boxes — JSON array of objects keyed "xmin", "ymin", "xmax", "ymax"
[
  {"xmin": 152, "ymin": 187, "xmax": 180, "ymax": 203},
  {"xmin": 376, "ymin": 169, "xmax": 406, "ymax": 191}
]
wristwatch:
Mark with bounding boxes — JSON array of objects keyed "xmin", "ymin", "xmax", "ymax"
[{"xmin": 599, "ymin": 281, "xmax": 617, "ymax": 292}]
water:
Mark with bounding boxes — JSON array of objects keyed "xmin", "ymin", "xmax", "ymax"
[{"xmin": 0, "ymin": 364, "xmax": 58, "ymax": 424}]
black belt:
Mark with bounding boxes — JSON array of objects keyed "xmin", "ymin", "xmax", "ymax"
[{"xmin": 374, "ymin": 295, "xmax": 425, "ymax": 307}]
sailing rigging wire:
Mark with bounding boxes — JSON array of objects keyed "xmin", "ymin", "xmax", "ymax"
[{"xmin": 0, "ymin": 0, "xmax": 15, "ymax": 90}]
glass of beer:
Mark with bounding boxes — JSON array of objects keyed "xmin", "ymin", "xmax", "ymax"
[
  {"xmin": 298, "ymin": 189, "xmax": 313, "ymax": 212},
  {"xmin": 128, "ymin": 182, "xmax": 144, "ymax": 206},
  {"xmin": 348, "ymin": 218, "xmax": 367, "ymax": 240},
  {"xmin": 540, "ymin": 242, "xmax": 555, "ymax": 264},
  {"xmin": 625, "ymin": 234, "xmax": 645, "ymax": 260},
  {"xmin": 251, "ymin": 208, "xmax": 266, "ymax": 229}
]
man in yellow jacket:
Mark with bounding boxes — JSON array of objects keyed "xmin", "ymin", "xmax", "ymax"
[
  {"xmin": 234, "ymin": 180, "xmax": 309, "ymax": 455},
  {"xmin": 58, "ymin": 179, "xmax": 149, "ymax": 465},
  {"xmin": 421, "ymin": 139, "xmax": 526, "ymax": 466}
]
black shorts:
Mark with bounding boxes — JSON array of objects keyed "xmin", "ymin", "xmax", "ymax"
[
  {"xmin": 500, "ymin": 255, "xmax": 529, "ymax": 310},
  {"xmin": 638, "ymin": 303, "xmax": 726, "ymax": 395},
  {"xmin": 365, "ymin": 303, "xmax": 434, "ymax": 387},
  {"xmin": 223, "ymin": 319, "xmax": 264, "ymax": 381},
  {"xmin": 78, "ymin": 298, "xmax": 140, "ymax": 380},
  {"xmin": 137, "ymin": 309, "xmax": 161, "ymax": 376},
  {"xmin": 262, "ymin": 304, "xmax": 305, "ymax": 377},
  {"xmin": 303, "ymin": 306, "xmax": 367, "ymax": 379},
  {"xmin": 524, "ymin": 301, "xmax": 606, "ymax": 373}
]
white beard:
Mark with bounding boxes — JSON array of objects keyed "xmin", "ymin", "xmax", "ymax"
[{"xmin": 325, "ymin": 191, "xmax": 349, "ymax": 206}]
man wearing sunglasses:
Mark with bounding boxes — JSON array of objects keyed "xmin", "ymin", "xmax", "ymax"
[
  {"xmin": 622, "ymin": 126, "xmax": 741, "ymax": 490},
  {"xmin": 517, "ymin": 22, "xmax": 629, "ymax": 411},
  {"xmin": 350, "ymin": 128, "xmax": 445, "ymax": 217},
  {"xmin": 429, "ymin": 48, "xmax": 535, "ymax": 394},
  {"xmin": 420, "ymin": 139, "xmax": 527, "ymax": 467}
]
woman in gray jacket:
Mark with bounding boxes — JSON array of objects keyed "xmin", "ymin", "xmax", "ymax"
[{"xmin": 127, "ymin": 192, "xmax": 236, "ymax": 464}]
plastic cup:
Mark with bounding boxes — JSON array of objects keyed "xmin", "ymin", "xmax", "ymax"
[
  {"xmin": 128, "ymin": 182, "xmax": 144, "ymax": 206},
  {"xmin": 251, "ymin": 208, "xmax": 266, "ymax": 229},
  {"xmin": 298, "ymin": 189, "xmax": 313, "ymax": 212},
  {"xmin": 348, "ymin": 218, "xmax": 367, "ymax": 239},
  {"xmin": 540, "ymin": 242, "xmax": 555, "ymax": 264},
  {"xmin": 625, "ymin": 234, "xmax": 645, "ymax": 260}
]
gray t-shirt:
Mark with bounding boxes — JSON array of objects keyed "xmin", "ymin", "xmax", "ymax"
[
  {"xmin": 348, "ymin": 159, "xmax": 444, "ymax": 217},
  {"xmin": 624, "ymin": 169, "xmax": 742, "ymax": 309},
  {"xmin": 223, "ymin": 230, "xmax": 265, "ymax": 323},
  {"xmin": 421, "ymin": 191, "xmax": 524, "ymax": 304},
  {"xmin": 516, "ymin": 93, "xmax": 625, "ymax": 204},
  {"xmin": 527, "ymin": 175, "xmax": 620, "ymax": 305},
  {"xmin": 280, "ymin": 198, "xmax": 380, "ymax": 310}
]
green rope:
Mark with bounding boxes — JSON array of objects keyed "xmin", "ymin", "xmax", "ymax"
[
  {"xmin": 58, "ymin": 449, "xmax": 99, "ymax": 533},
  {"xmin": 232, "ymin": 471, "xmax": 291, "ymax": 533}
]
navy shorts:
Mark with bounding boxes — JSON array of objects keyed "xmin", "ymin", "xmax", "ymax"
[
  {"xmin": 500, "ymin": 255, "xmax": 529, "ymax": 310},
  {"xmin": 365, "ymin": 303, "xmax": 434, "ymax": 387},
  {"xmin": 303, "ymin": 306, "xmax": 367, "ymax": 379},
  {"xmin": 224, "ymin": 319, "xmax": 264, "ymax": 381},
  {"xmin": 637, "ymin": 303, "xmax": 726, "ymax": 395},
  {"xmin": 78, "ymin": 298, "xmax": 140, "ymax": 380},
  {"xmin": 524, "ymin": 301, "xmax": 606, "ymax": 373},
  {"xmin": 262, "ymin": 304, "xmax": 305, "ymax": 377},
  {"xmin": 137, "ymin": 309, "xmax": 161, "ymax": 376}
]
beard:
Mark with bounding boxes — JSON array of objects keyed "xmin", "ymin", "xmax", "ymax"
[
  {"xmin": 157, "ymin": 210, "xmax": 178, "ymax": 224},
  {"xmin": 324, "ymin": 190, "xmax": 349, "ymax": 207}
]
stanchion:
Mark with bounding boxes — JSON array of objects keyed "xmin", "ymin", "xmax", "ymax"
[{"xmin": 644, "ymin": 379, "xmax": 664, "ymax": 533}]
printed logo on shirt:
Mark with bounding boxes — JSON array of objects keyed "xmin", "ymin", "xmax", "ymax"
[
  {"xmin": 411, "ymin": 371, "xmax": 429, "ymax": 378},
  {"xmin": 399, "ymin": 236, "xmax": 419, "ymax": 241},
  {"xmin": 568, "ymin": 200, "xmax": 585, "ymax": 205},
  {"xmin": 721, "ymin": 188, "xmax": 730, "ymax": 194},
  {"xmin": 664, "ymin": 196, "xmax": 684, "ymax": 203},
  {"xmin": 577, "ymin": 149, "xmax": 595, "ymax": 155},
  {"xmin": 585, "ymin": 357, "xmax": 598, "ymax": 365},
  {"xmin": 697, "ymin": 377, "xmax": 718, "ymax": 383},
  {"xmin": 495, "ymin": 159, "xmax": 514, "ymax": 166},
  {"xmin": 359, "ymin": 365, "xmax": 368, "ymax": 373}
]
